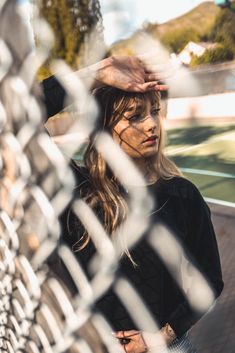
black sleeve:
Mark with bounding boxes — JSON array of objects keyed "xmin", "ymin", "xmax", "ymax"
[
  {"xmin": 40, "ymin": 76, "xmax": 68, "ymax": 120},
  {"xmin": 167, "ymin": 182, "xmax": 224, "ymax": 337}
]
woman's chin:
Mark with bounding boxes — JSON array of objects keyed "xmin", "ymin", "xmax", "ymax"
[{"xmin": 142, "ymin": 147, "xmax": 159, "ymax": 158}]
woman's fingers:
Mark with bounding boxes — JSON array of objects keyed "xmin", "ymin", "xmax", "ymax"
[
  {"xmin": 127, "ymin": 81, "xmax": 168, "ymax": 93},
  {"xmin": 153, "ymin": 83, "xmax": 169, "ymax": 92},
  {"xmin": 145, "ymin": 72, "xmax": 166, "ymax": 81},
  {"xmin": 145, "ymin": 72, "xmax": 162, "ymax": 81}
]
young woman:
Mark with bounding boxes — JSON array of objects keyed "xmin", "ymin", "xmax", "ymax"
[{"xmin": 58, "ymin": 86, "xmax": 223, "ymax": 353}]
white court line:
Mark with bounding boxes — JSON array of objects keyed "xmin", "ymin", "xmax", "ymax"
[
  {"xmin": 179, "ymin": 168, "xmax": 235, "ymax": 208},
  {"xmin": 166, "ymin": 143, "xmax": 206, "ymax": 155},
  {"xmin": 205, "ymin": 197, "xmax": 235, "ymax": 209},
  {"xmin": 209, "ymin": 130, "xmax": 235, "ymax": 142},
  {"xmin": 181, "ymin": 168, "xmax": 235, "ymax": 179}
]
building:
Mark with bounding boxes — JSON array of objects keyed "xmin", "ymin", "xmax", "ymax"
[{"xmin": 178, "ymin": 41, "xmax": 218, "ymax": 65}]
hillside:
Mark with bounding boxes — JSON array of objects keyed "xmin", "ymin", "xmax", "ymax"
[
  {"xmin": 110, "ymin": 1, "xmax": 220, "ymax": 55},
  {"xmin": 148, "ymin": 1, "xmax": 220, "ymax": 39}
]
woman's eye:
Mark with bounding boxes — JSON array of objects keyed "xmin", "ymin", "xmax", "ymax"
[
  {"xmin": 129, "ymin": 114, "xmax": 142, "ymax": 122},
  {"xmin": 151, "ymin": 108, "xmax": 160, "ymax": 116}
]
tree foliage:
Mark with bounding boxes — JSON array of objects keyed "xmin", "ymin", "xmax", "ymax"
[
  {"xmin": 152, "ymin": 1, "xmax": 235, "ymax": 65},
  {"xmin": 169, "ymin": 1, "xmax": 235, "ymax": 66},
  {"xmin": 190, "ymin": 43, "xmax": 234, "ymax": 67},
  {"xmin": 38, "ymin": 0, "xmax": 104, "ymax": 78},
  {"xmin": 161, "ymin": 28, "xmax": 200, "ymax": 54},
  {"xmin": 209, "ymin": 1, "xmax": 235, "ymax": 54}
]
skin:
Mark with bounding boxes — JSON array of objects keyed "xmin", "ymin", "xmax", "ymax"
[
  {"xmin": 80, "ymin": 56, "xmax": 168, "ymax": 93},
  {"xmin": 115, "ymin": 329, "xmax": 175, "ymax": 353},
  {"xmin": 112, "ymin": 98, "xmax": 161, "ymax": 183}
]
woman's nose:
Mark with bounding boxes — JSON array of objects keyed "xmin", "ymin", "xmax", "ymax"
[{"xmin": 144, "ymin": 114, "xmax": 157, "ymax": 132}]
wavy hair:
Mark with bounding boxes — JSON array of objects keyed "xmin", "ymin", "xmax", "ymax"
[{"xmin": 74, "ymin": 87, "xmax": 182, "ymax": 251}]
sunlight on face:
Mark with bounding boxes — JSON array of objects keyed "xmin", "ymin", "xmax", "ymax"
[{"xmin": 111, "ymin": 99, "xmax": 161, "ymax": 159}]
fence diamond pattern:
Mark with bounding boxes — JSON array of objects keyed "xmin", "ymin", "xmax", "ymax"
[{"xmin": 0, "ymin": 1, "xmax": 214, "ymax": 353}]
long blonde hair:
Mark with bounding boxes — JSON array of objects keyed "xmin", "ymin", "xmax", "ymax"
[{"xmin": 74, "ymin": 87, "xmax": 182, "ymax": 250}]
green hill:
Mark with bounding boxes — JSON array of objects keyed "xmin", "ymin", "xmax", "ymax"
[
  {"xmin": 147, "ymin": 1, "xmax": 220, "ymax": 40},
  {"xmin": 110, "ymin": 2, "xmax": 220, "ymax": 55}
]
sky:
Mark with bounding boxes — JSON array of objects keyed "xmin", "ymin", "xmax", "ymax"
[
  {"xmin": 19, "ymin": 0, "xmax": 214, "ymax": 47},
  {"xmin": 100, "ymin": 0, "xmax": 213, "ymax": 44}
]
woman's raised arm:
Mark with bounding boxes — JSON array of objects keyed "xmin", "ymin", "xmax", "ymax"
[{"xmin": 41, "ymin": 56, "xmax": 167, "ymax": 119}]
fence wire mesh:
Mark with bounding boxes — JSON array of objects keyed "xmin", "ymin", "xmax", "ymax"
[{"xmin": 0, "ymin": 1, "xmax": 216, "ymax": 353}]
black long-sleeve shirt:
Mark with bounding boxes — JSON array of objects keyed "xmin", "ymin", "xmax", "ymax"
[
  {"xmin": 41, "ymin": 78, "xmax": 223, "ymax": 337},
  {"xmin": 41, "ymin": 76, "xmax": 67, "ymax": 118},
  {"xmin": 60, "ymin": 167, "xmax": 223, "ymax": 337}
]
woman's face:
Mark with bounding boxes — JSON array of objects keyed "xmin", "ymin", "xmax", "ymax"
[{"xmin": 111, "ymin": 98, "xmax": 161, "ymax": 159}]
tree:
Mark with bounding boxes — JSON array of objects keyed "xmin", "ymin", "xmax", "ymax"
[
  {"xmin": 161, "ymin": 28, "xmax": 200, "ymax": 54},
  {"xmin": 190, "ymin": 43, "xmax": 234, "ymax": 67},
  {"xmin": 210, "ymin": 1, "xmax": 235, "ymax": 54},
  {"xmin": 38, "ymin": 0, "xmax": 104, "ymax": 78}
]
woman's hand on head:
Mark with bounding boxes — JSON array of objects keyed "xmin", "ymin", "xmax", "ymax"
[{"xmin": 94, "ymin": 56, "xmax": 168, "ymax": 93}]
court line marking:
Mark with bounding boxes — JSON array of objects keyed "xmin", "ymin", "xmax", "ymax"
[
  {"xmin": 180, "ymin": 168, "xmax": 235, "ymax": 179},
  {"xmin": 180, "ymin": 168, "xmax": 235, "ymax": 208},
  {"xmin": 205, "ymin": 197, "xmax": 235, "ymax": 209},
  {"xmin": 166, "ymin": 143, "xmax": 206, "ymax": 155},
  {"xmin": 210, "ymin": 131, "xmax": 235, "ymax": 142}
]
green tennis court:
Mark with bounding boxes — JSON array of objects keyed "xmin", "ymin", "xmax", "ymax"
[{"xmin": 166, "ymin": 124, "xmax": 235, "ymax": 203}]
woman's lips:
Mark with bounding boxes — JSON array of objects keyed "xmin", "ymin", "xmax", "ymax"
[{"xmin": 142, "ymin": 136, "xmax": 158, "ymax": 146}]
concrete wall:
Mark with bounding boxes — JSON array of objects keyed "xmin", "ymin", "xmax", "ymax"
[{"xmin": 167, "ymin": 92, "xmax": 235, "ymax": 120}]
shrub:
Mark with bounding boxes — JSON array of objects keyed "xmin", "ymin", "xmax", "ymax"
[
  {"xmin": 162, "ymin": 28, "xmax": 200, "ymax": 54},
  {"xmin": 190, "ymin": 43, "xmax": 234, "ymax": 67}
]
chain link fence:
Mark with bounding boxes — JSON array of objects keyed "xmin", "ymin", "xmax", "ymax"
[{"xmin": 0, "ymin": 1, "xmax": 216, "ymax": 352}]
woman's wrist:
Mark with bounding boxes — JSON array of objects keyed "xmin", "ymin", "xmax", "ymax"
[
  {"xmin": 160, "ymin": 323, "xmax": 177, "ymax": 345},
  {"xmin": 141, "ymin": 324, "xmax": 176, "ymax": 352}
]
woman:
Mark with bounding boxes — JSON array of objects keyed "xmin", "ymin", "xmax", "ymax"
[{"xmin": 58, "ymin": 86, "xmax": 223, "ymax": 353}]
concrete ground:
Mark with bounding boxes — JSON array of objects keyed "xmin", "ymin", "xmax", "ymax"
[{"xmin": 189, "ymin": 203, "xmax": 235, "ymax": 353}]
